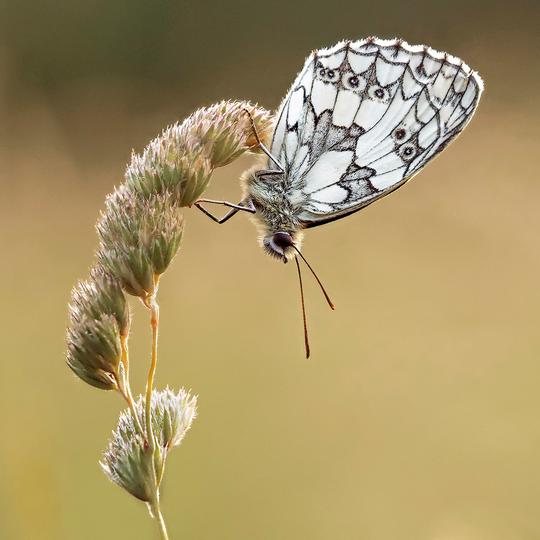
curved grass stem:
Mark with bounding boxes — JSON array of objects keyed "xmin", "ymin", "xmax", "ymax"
[
  {"xmin": 118, "ymin": 335, "xmax": 145, "ymax": 438},
  {"xmin": 145, "ymin": 278, "xmax": 160, "ymax": 452},
  {"xmin": 117, "ymin": 385, "xmax": 145, "ymax": 439},
  {"xmin": 144, "ymin": 275, "xmax": 167, "ymax": 537},
  {"xmin": 150, "ymin": 495, "xmax": 169, "ymax": 540}
]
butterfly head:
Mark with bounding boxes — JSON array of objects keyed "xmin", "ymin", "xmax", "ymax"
[{"xmin": 263, "ymin": 231, "xmax": 299, "ymax": 263}]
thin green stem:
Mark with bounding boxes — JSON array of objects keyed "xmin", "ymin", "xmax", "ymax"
[
  {"xmin": 145, "ymin": 286, "xmax": 160, "ymax": 452},
  {"xmin": 118, "ymin": 335, "xmax": 145, "ymax": 438},
  {"xmin": 150, "ymin": 494, "xmax": 169, "ymax": 540},
  {"xmin": 144, "ymin": 276, "xmax": 168, "ymax": 538},
  {"xmin": 117, "ymin": 385, "xmax": 145, "ymax": 438},
  {"xmin": 120, "ymin": 333, "xmax": 130, "ymax": 378}
]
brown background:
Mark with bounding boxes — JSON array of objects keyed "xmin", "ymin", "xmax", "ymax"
[{"xmin": 1, "ymin": 1, "xmax": 539, "ymax": 539}]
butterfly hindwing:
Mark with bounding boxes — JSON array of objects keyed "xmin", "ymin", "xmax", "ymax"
[{"xmin": 269, "ymin": 38, "xmax": 483, "ymax": 226}]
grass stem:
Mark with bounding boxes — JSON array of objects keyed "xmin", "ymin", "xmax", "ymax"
[
  {"xmin": 144, "ymin": 275, "xmax": 167, "ymax": 537},
  {"xmin": 151, "ymin": 495, "xmax": 169, "ymax": 540},
  {"xmin": 145, "ymin": 280, "xmax": 160, "ymax": 452},
  {"xmin": 118, "ymin": 335, "xmax": 145, "ymax": 438}
]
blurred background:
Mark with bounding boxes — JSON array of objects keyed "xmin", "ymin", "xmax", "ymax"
[{"xmin": 1, "ymin": 1, "xmax": 539, "ymax": 539}]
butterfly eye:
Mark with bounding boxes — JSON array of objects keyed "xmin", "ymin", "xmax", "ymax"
[
  {"xmin": 272, "ymin": 231, "xmax": 294, "ymax": 249},
  {"xmin": 319, "ymin": 67, "xmax": 326, "ymax": 77},
  {"xmin": 348, "ymin": 75, "xmax": 359, "ymax": 88},
  {"xmin": 374, "ymin": 88, "xmax": 385, "ymax": 99},
  {"xmin": 393, "ymin": 127, "xmax": 407, "ymax": 141},
  {"xmin": 399, "ymin": 143, "xmax": 417, "ymax": 161}
]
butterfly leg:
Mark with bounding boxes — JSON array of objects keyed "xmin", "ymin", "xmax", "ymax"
[
  {"xmin": 242, "ymin": 108, "xmax": 284, "ymax": 173},
  {"xmin": 194, "ymin": 198, "xmax": 255, "ymax": 224}
]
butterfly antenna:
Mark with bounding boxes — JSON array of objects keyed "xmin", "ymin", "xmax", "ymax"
[
  {"xmin": 242, "ymin": 108, "xmax": 284, "ymax": 172},
  {"xmin": 292, "ymin": 245, "xmax": 335, "ymax": 310},
  {"xmin": 294, "ymin": 256, "xmax": 311, "ymax": 359}
]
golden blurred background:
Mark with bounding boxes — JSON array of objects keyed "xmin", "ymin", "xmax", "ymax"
[{"xmin": 1, "ymin": 1, "xmax": 539, "ymax": 538}]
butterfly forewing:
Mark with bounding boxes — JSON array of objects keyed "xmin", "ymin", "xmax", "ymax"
[{"xmin": 269, "ymin": 38, "xmax": 483, "ymax": 227}]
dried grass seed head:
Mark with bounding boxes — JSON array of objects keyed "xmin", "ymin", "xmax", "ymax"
[
  {"xmin": 100, "ymin": 388, "xmax": 198, "ymax": 501},
  {"xmin": 124, "ymin": 100, "xmax": 273, "ymax": 207},
  {"xmin": 70, "ymin": 269, "xmax": 130, "ymax": 336},
  {"xmin": 66, "ymin": 314, "xmax": 123, "ymax": 390},
  {"xmin": 101, "ymin": 409, "xmax": 156, "ymax": 502},
  {"xmin": 148, "ymin": 387, "xmax": 198, "ymax": 450},
  {"xmin": 96, "ymin": 188, "xmax": 184, "ymax": 298}
]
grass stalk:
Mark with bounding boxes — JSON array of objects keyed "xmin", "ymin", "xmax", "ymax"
[
  {"xmin": 144, "ymin": 277, "xmax": 160, "ymax": 451},
  {"xmin": 119, "ymin": 335, "xmax": 146, "ymax": 438},
  {"xmin": 150, "ymin": 495, "xmax": 169, "ymax": 540},
  {"xmin": 143, "ymin": 274, "xmax": 169, "ymax": 536}
]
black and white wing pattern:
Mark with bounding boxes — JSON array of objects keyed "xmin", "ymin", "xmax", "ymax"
[{"xmin": 269, "ymin": 38, "xmax": 484, "ymax": 226}]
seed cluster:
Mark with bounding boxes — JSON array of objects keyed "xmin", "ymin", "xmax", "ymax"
[{"xmin": 100, "ymin": 388, "xmax": 197, "ymax": 502}]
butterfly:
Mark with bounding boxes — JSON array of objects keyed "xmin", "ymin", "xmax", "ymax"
[{"xmin": 195, "ymin": 37, "xmax": 484, "ymax": 357}]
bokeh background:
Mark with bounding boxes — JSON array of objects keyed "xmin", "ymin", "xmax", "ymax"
[{"xmin": 1, "ymin": 1, "xmax": 539, "ymax": 539}]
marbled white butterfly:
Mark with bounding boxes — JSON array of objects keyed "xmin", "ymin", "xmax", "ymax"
[{"xmin": 196, "ymin": 37, "xmax": 483, "ymax": 356}]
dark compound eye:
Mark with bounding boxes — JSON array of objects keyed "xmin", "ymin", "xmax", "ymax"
[
  {"xmin": 348, "ymin": 75, "xmax": 359, "ymax": 88},
  {"xmin": 272, "ymin": 231, "xmax": 294, "ymax": 249},
  {"xmin": 374, "ymin": 88, "xmax": 385, "ymax": 99},
  {"xmin": 394, "ymin": 128, "xmax": 407, "ymax": 140},
  {"xmin": 326, "ymin": 69, "xmax": 336, "ymax": 79},
  {"xmin": 319, "ymin": 68, "xmax": 326, "ymax": 77}
]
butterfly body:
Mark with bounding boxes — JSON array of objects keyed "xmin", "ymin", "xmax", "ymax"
[{"xmin": 243, "ymin": 168, "xmax": 305, "ymax": 260}]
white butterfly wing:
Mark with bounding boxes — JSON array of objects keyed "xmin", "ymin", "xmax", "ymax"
[{"xmin": 269, "ymin": 38, "xmax": 484, "ymax": 226}]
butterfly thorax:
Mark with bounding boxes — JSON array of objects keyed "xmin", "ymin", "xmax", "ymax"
[{"xmin": 244, "ymin": 168, "xmax": 306, "ymax": 261}]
